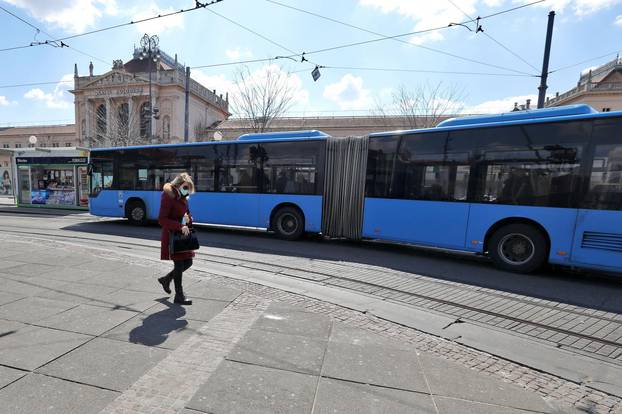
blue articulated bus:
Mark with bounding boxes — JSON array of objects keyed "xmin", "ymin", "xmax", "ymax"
[
  {"xmin": 89, "ymin": 130, "xmax": 328, "ymax": 238},
  {"xmin": 89, "ymin": 105, "xmax": 622, "ymax": 274}
]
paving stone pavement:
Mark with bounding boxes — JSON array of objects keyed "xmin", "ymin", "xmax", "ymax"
[{"xmin": 0, "ymin": 234, "xmax": 619, "ymax": 413}]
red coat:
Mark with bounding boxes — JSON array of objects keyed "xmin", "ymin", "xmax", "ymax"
[{"xmin": 159, "ymin": 183, "xmax": 195, "ymax": 261}]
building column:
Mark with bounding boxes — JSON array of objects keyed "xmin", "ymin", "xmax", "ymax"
[
  {"xmin": 105, "ymin": 98, "xmax": 112, "ymax": 146},
  {"xmin": 127, "ymin": 97, "xmax": 134, "ymax": 142},
  {"xmin": 85, "ymin": 100, "xmax": 92, "ymax": 147}
]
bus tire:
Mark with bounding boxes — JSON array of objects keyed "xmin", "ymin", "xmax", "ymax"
[
  {"xmin": 126, "ymin": 200, "xmax": 147, "ymax": 226},
  {"xmin": 272, "ymin": 207, "xmax": 304, "ymax": 240},
  {"xmin": 488, "ymin": 223, "xmax": 547, "ymax": 273}
]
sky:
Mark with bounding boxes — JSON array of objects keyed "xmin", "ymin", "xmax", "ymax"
[{"xmin": 0, "ymin": 0, "xmax": 621, "ymax": 126}]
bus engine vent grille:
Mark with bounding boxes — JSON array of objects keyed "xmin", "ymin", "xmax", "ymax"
[{"xmin": 581, "ymin": 232, "xmax": 622, "ymax": 253}]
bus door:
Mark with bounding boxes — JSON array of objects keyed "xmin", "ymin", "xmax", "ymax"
[
  {"xmin": 363, "ymin": 133, "xmax": 472, "ymax": 249},
  {"xmin": 385, "ymin": 163, "xmax": 471, "ymax": 249},
  {"xmin": 570, "ymin": 119, "xmax": 622, "ymax": 270}
]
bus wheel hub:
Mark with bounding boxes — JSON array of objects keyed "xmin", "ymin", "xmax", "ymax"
[
  {"xmin": 281, "ymin": 215, "xmax": 296, "ymax": 233},
  {"xmin": 499, "ymin": 233, "xmax": 534, "ymax": 265},
  {"xmin": 132, "ymin": 208, "xmax": 144, "ymax": 221}
]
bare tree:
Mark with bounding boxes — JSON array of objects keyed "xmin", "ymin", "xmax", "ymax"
[
  {"xmin": 231, "ymin": 66, "xmax": 296, "ymax": 132},
  {"xmin": 87, "ymin": 101, "xmax": 151, "ymax": 148},
  {"xmin": 375, "ymin": 82, "xmax": 466, "ymax": 129}
]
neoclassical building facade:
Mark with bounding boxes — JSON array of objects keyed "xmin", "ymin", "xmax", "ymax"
[
  {"xmin": 546, "ymin": 56, "xmax": 622, "ymax": 112},
  {"xmin": 71, "ymin": 48, "xmax": 230, "ymax": 148}
]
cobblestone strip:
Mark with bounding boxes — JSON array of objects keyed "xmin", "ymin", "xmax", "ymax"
[{"xmin": 98, "ymin": 293, "xmax": 270, "ymax": 414}]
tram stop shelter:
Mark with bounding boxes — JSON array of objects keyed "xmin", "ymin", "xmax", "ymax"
[{"xmin": 7, "ymin": 147, "xmax": 90, "ymax": 210}]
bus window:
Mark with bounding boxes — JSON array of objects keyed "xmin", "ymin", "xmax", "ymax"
[
  {"xmin": 475, "ymin": 124, "xmax": 585, "ymax": 207},
  {"xmin": 584, "ymin": 119, "xmax": 622, "ymax": 210},
  {"xmin": 90, "ymin": 159, "xmax": 113, "ymax": 195},
  {"xmin": 454, "ymin": 165, "xmax": 471, "ymax": 200},
  {"xmin": 366, "ymin": 136, "xmax": 399, "ymax": 198},
  {"xmin": 192, "ymin": 146, "xmax": 218, "ymax": 192},
  {"xmin": 215, "ymin": 144, "xmax": 258, "ymax": 193},
  {"xmin": 261, "ymin": 141, "xmax": 323, "ymax": 195},
  {"xmin": 118, "ymin": 162, "xmax": 154, "ymax": 191},
  {"xmin": 393, "ymin": 132, "xmax": 471, "ymax": 201}
]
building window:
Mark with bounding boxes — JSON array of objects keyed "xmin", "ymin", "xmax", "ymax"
[
  {"xmin": 28, "ymin": 144, "xmax": 35, "ymax": 148},
  {"xmin": 603, "ymin": 108, "xmax": 611, "ymax": 112},
  {"xmin": 140, "ymin": 102, "xmax": 150, "ymax": 138},
  {"xmin": 163, "ymin": 115, "xmax": 171, "ymax": 142},
  {"xmin": 52, "ymin": 143, "xmax": 59, "ymax": 147},
  {"xmin": 2, "ymin": 144, "xmax": 8, "ymax": 149},
  {"xmin": 15, "ymin": 143, "xmax": 21, "ymax": 148},
  {"xmin": 65, "ymin": 143, "xmax": 72, "ymax": 147},
  {"xmin": 96, "ymin": 104, "xmax": 107, "ymax": 138}
]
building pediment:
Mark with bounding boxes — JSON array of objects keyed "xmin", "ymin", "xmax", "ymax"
[
  {"xmin": 76, "ymin": 70, "xmax": 150, "ymax": 99},
  {"xmin": 80, "ymin": 70, "xmax": 148, "ymax": 89},
  {"xmin": 599, "ymin": 70, "xmax": 622, "ymax": 84}
]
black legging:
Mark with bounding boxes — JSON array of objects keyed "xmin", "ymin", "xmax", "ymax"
[{"xmin": 170, "ymin": 259, "xmax": 192, "ymax": 294}]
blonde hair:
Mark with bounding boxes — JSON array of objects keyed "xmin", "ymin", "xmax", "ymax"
[{"xmin": 171, "ymin": 172, "xmax": 195, "ymax": 194}]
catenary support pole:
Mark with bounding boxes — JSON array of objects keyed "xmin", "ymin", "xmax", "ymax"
[
  {"xmin": 537, "ymin": 11, "xmax": 555, "ymax": 109},
  {"xmin": 184, "ymin": 66, "xmax": 190, "ymax": 142}
]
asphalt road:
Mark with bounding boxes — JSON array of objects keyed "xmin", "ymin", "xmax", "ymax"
[{"xmin": 2, "ymin": 209, "xmax": 620, "ymax": 313}]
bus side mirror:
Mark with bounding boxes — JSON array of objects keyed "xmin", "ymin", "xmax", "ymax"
[{"xmin": 87, "ymin": 163, "xmax": 93, "ymax": 176}]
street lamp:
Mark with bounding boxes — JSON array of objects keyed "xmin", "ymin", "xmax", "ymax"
[{"xmin": 138, "ymin": 33, "xmax": 161, "ymax": 142}]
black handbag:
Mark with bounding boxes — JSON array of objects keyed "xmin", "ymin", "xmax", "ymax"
[{"xmin": 170, "ymin": 228, "xmax": 200, "ymax": 254}]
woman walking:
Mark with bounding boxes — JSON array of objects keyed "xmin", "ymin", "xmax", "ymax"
[{"xmin": 157, "ymin": 173, "xmax": 195, "ymax": 305}]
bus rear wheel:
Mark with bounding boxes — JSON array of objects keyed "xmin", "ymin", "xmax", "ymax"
[
  {"xmin": 126, "ymin": 200, "xmax": 146, "ymax": 226},
  {"xmin": 488, "ymin": 223, "xmax": 547, "ymax": 273},
  {"xmin": 272, "ymin": 207, "xmax": 304, "ymax": 240}
]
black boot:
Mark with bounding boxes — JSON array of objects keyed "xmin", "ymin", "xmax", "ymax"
[
  {"xmin": 172, "ymin": 265, "xmax": 191, "ymax": 304},
  {"xmin": 157, "ymin": 274, "xmax": 172, "ymax": 294},
  {"xmin": 174, "ymin": 292, "xmax": 192, "ymax": 305}
]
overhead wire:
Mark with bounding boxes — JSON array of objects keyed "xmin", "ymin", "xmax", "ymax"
[
  {"xmin": 264, "ymin": 0, "xmax": 541, "ymax": 75},
  {"xmin": 191, "ymin": 57, "xmax": 277, "ymax": 69},
  {"xmin": 0, "ymin": 64, "xmax": 536, "ymax": 90},
  {"xmin": 0, "ymin": 0, "xmax": 224, "ymax": 53},
  {"xmin": 549, "ymin": 50, "xmax": 621, "ymax": 74},
  {"xmin": 477, "ymin": 1, "xmax": 546, "ymax": 20},
  {"xmin": 204, "ymin": 7, "xmax": 295, "ymax": 54},
  {"xmin": 192, "ymin": 22, "xmax": 535, "ymax": 75},
  {"xmin": 0, "ymin": 80, "xmax": 74, "ymax": 89},
  {"xmin": 201, "ymin": 6, "xmax": 320, "ymax": 70},
  {"xmin": 0, "ymin": 0, "xmax": 553, "ymax": 89},
  {"xmin": 0, "ymin": 4, "xmax": 109, "ymax": 65},
  {"xmin": 291, "ymin": 65, "xmax": 538, "ymax": 78},
  {"xmin": 444, "ymin": 0, "xmax": 540, "ymax": 72}
]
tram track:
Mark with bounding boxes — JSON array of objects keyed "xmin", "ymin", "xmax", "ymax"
[{"xmin": 2, "ymin": 225, "xmax": 622, "ymax": 364}]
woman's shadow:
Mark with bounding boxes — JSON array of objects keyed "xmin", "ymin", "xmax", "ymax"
[{"xmin": 129, "ymin": 298, "xmax": 188, "ymax": 347}]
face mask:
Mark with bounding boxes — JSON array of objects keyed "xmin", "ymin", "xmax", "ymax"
[{"xmin": 179, "ymin": 187, "xmax": 189, "ymax": 197}]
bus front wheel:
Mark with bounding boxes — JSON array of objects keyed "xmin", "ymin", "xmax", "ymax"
[
  {"xmin": 488, "ymin": 223, "xmax": 547, "ymax": 273},
  {"xmin": 272, "ymin": 207, "xmax": 304, "ymax": 240},
  {"xmin": 126, "ymin": 200, "xmax": 146, "ymax": 226}
]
